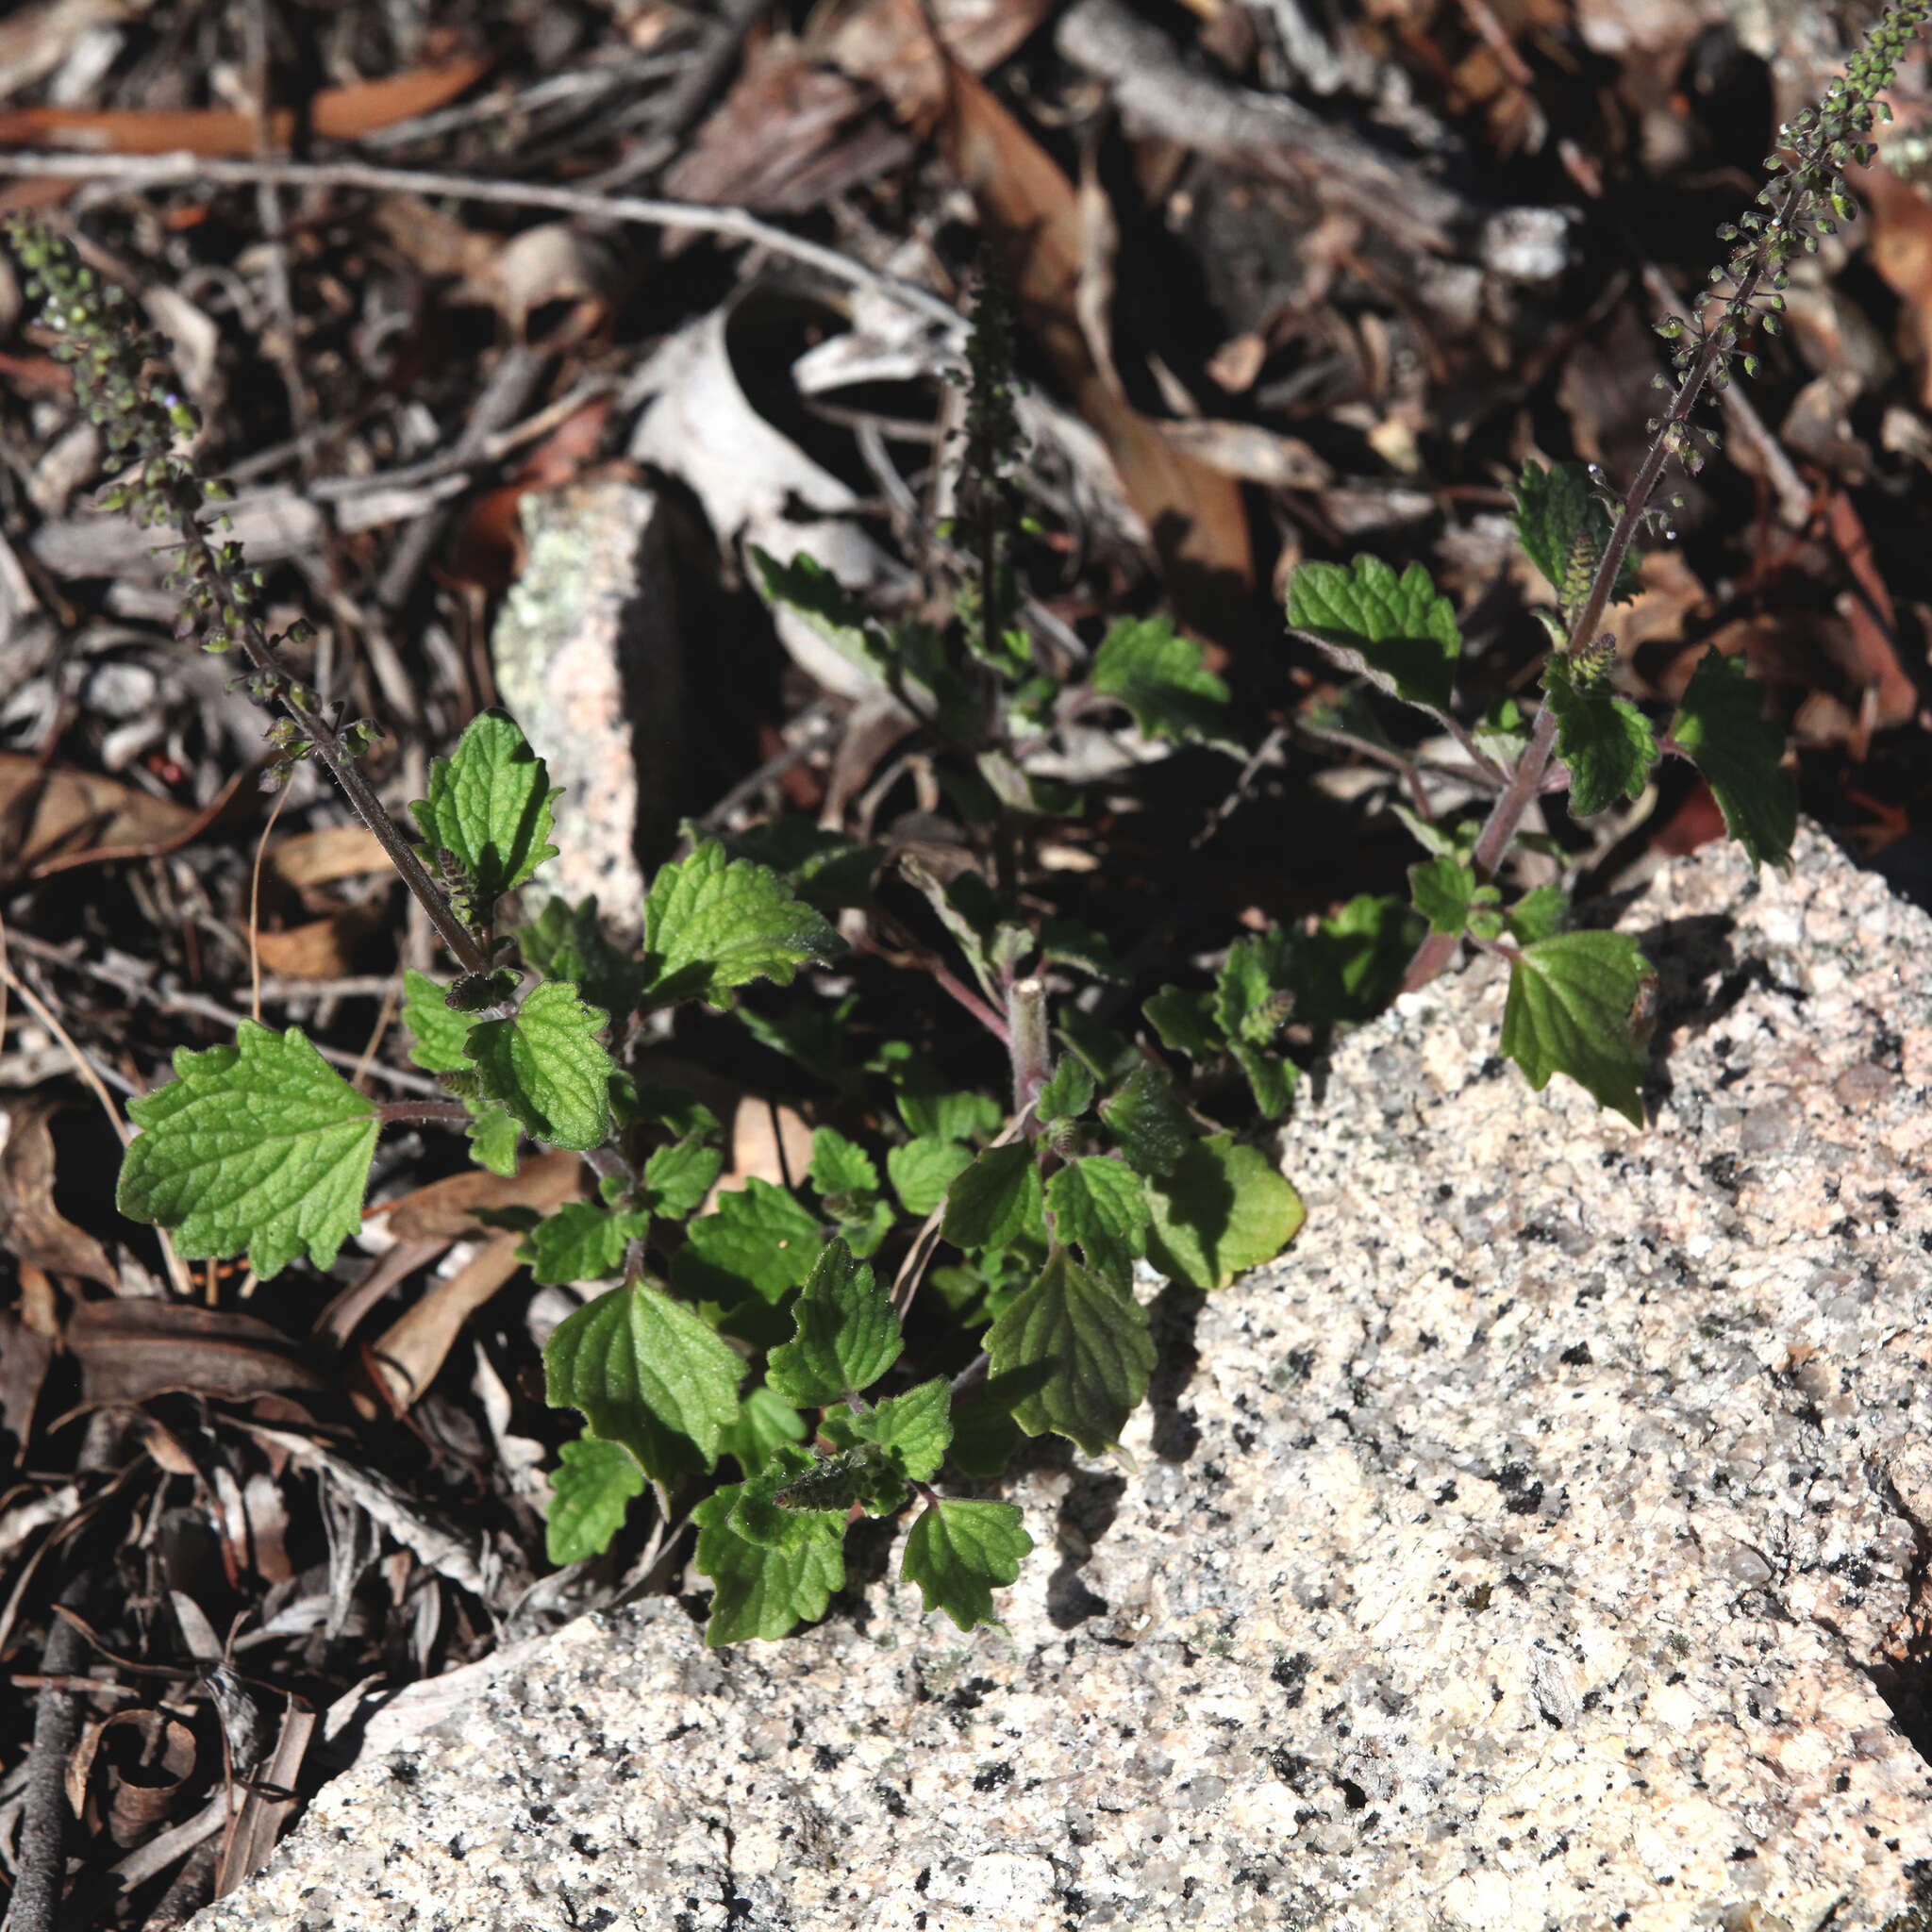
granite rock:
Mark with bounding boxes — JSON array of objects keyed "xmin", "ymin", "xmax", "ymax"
[{"xmin": 192, "ymin": 826, "xmax": 1932, "ymax": 1932}]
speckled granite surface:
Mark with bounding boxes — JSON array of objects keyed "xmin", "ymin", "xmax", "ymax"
[{"xmin": 192, "ymin": 826, "xmax": 1932, "ymax": 1932}]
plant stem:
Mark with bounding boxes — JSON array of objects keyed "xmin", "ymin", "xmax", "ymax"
[
  {"xmin": 1400, "ymin": 164, "xmax": 1801, "ymax": 996},
  {"xmin": 1008, "ymin": 974, "xmax": 1051, "ymax": 1126}
]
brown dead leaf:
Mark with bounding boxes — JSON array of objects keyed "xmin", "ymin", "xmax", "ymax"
[
  {"xmin": 368, "ymin": 1147, "xmax": 584, "ymax": 1242},
  {"xmin": 217, "ymin": 1700, "xmax": 314, "ymax": 1896},
  {"xmin": 66, "ymin": 1297, "xmax": 326, "ymax": 1405},
  {"xmin": 717, "ymin": 1094, "xmax": 814, "ymax": 1198},
  {"xmin": 814, "ymin": 0, "xmax": 1060, "ymax": 124},
  {"xmin": 0, "ymin": 1091, "xmax": 116, "ymax": 1287},
  {"xmin": 268, "ymin": 824, "xmax": 389, "ymax": 893},
  {"xmin": 0, "ymin": 754, "xmax": 195, "ymax": 876},
  {"xmin": 935, "ymin": 65, "xmax": 1253, "ymax": 621},
  {"xmin": 251, "ymin": 905, "xmax": 384, "ymax": 979},
  {"xmin": 0, "ymin": 53, "xmax": 491, "ymax": 156},
  {"xmin": 67, "ymin": 1707, "xmax": 198, "ymax": 1849},
  {"xmin": 362, "ymin": 1234, "xmax": 524, "ymax": 1415},
  {"xmin": 666, "ymin": 33, "xmax": 913, "ymax": 214},
  {"xmin": 0, "ymin": 1305, "xmax": 53, "ymax": 1445},
  {"xmin": 1855, "ymin": 159, "xmax": 1932, "ymax": 409}
]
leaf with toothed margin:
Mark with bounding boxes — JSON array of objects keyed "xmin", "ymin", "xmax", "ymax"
[{"xmin": 1285, "ymin": 555, "xmax": 1459, "ymax": 714}]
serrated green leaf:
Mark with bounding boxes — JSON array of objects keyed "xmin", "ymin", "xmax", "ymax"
[
  {"xmin": 117, "ymin": 1022, "xmax": 378, "ymax": 1278},
  {"xmin": 729, "ymin": 1443, "xmax": 859, "ymax": 1550},
  {"xmin": 616, "ymin": 1082, "xmax": 722, "ymax": 1142},
  {"xmin": 545, "ymin": 1433, "xmax": 644, "ymax": 1565},
  {"xmin": 1408, "ymin": 855, "xmax": 1479, "ymax": 937},
  {"xmin": 467, "ymin": 980, "xmax": 614, "ymax": 1150},
  {"xmin": 752, "ymin": 548, "xmax": 891, "ymax": 685},
  {"xmin": 522, "ymin": 1200, "xmax": 649, "ymax": 1286},
  {"xmin": 837, "ymin": 1197, "xmax": 897, "ymax": 1261},
  {"xmin": 1284, "ymin": 556, "xmax": 1460, "ymax": 714},
  {"xmin": 400, "ymin": 969, "xmax": 471, "ymax": 1074},
  {"xmin": 1668, "ymin": 649, "xmax": 1796, "ymax": 870},
  {"xmin": 466, "ymin": 1102, "xmax": 522, "ymax": 1176},
  {"xmin": 1511, "ymin": 460, "xmax": 1640, "ymax": 619},
  {"xmin": 1037, "ymin": 917, "xmax": 1125, "ymax": 983},
  {"xmin": 1044, "ymin": 1158, "xmax": 1149, "ymax": 1291},
  {"xmin": 411, "ymin": 708, "xmax": 560, "ymax": 905},
  {"xmin": 672, "ymin": 1177, "xmax": 823, "ymax": 1304},
  {"xmin": 1543, "ymin": 656, "xmax": 1657, "ymax": 817},
  {"xmin": 1144, "ymin": 1134, "xmax": 1306, "ymax": 1291},
  {"xmin": 941, "ymin": 1141, "xmax": 1043, "ymax": 1251},
  {"xmin": 765, "ymin": 1238, "xmax": 903, "ymax": 1407},
  {"xmin": 1499, "ymin": 930, "xmax": 1657, "ymax": 1125},
  {"xmin": 887, "ymin": 1137, "xmax": 974, "ymax": 1217},
  {"xmin": 1142, "ymin": 987, "xmax": 1223, "ymax": 1061},
  {"xmin": 642, "ymin": 1134, "xmax": 723, "ymax": 1220},
  {"xmin": 809, "ymin": 1127, "xmax": 878, "ymax": 1202},
  {"xmin": 903, "ymin": 1500, "xmax": 1032, "ymax": 1632},
  {"xmin": 1037, "ymin": 1057, "xmax": 1096, "ymax": 1124},
  {"xmin": 719, "ymin": 1383, "xmax": 809, "ymax": 1476},
  {"xmin": 543, "ymin": 1279, "xmax": 743, "ymax": 1480},
  {"xmin": 947, "ymin": 1365, "xmax": 1053, "ymax": 1476},
  {"xmin": 1506, "ymin": 884, "xmax": 1569, "ymax": 946},
  {"xmin": 1056, "ymin": 1010, "xmax": 1139, "ymax": 1084},
  {"xmin": 1090, "ymin": 615, "xmax": 1234, "ymax": 747},
  {"xmin": 1295, "ymin": 894, "xmax": 1419, "ymax": 1031},
  {"xmin": 986, "ymin": 1250, "xmax": 1153, "ymax": 1456},
  {"xmin": 1098, "ymin": 1063, "xmax": 1191, "ymax": 1178},
  {"xmin": 871, "ymin": 1043, "xmax": 1004, "ymax": 1143},
  {"xmin": 642, "ymin": 841, "xmax": 841, "ymax": 1010},
  {"xmin": 513, "ymin": 896, "xmax": 644, "ymax": 1024},
  {"xmin": 1214, "ymin": 932, "xmax": 1298, "ymax": 1121},
  {"xmin": 824, "ymin": 1376, "xmax": 952, "ymax": 1484},
  {"xmin": 692, "ymin": 1478, "xmax": 844, "ymax": 1644}
]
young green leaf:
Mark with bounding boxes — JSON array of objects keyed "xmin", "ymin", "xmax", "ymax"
[
  {"xmin": 872, "ymin": 1043, "xmax": 1004, "ymax": 1143},
  {"xmin": 642, "ymin": 841, "xmax": 841, "ymax": 1010},
  {"xmin": 1213, "ymin": 933, "xmax": 1298, "ymax": 1120},
  {"xmin": 1294, "ymin": 894, "xmax": 1419, "ymax": 1031},
  {"xmin": 1142, "ymin": 987, "xmax": 1223, "ymax": 1062},
  {"xmin": 1511, "ymin": 460, "xmax": 1641, "ymax": 619},
  {"xmin": 672, "ymin": 1178, "xmax": 823, "ymax": 1304},
  {"xmin": 1044, "ymin": 1157, "xmax": 1150, "ymax": 1291},
  {"xmin": 903, "ymin": 1499, "xmax": 1032, "ymax": 1632},
  {"xmin": 1498, "ymin": 930, "xmax": 1657, "ymax": 1125},
  {"xmin": 824, "ymin": 1376, "xmax": 952, "ymax": 1484},
  {"xmin": 546, "ymin": 1433, "xmax": 644, "ymax": 1565},
  {"xmin": 513, "ymin": 896, "xmax": 643, "ymax": 1024},
  {"xmin": 522, "ymin": 1200, "xmax": 649, "ymax": 1286},
  {"xmin": 809, "ymin": 1127, "xmax": 878, "ymax": 1202},
  {"xmin": 941, "ymin": 1141, "xmax": 1044, "ymax": 1250},
  {"xmin": 411, "ymin": 708, "xmax": 560, "ymax": 905},
  {"xmin": 887, "ymin": 1136, "xmax": 975, "ymax": 1217},
  {"xmin": 1143, "ymin": 1134, "xmax": 1306, "ymax": 1291},
  {"xmin": 1284, "ymin": 556, "xmax": 1460, "ymax": 714},
  {"xmin": 1089, "ymin": 615, "xmax": 1236, "ymax": 748},
  {"xmin": 616, "ymin": 1082, "xmax": 722, "ymax": 1142},
  {"xmin": 986, "ymin": 1249, "xmax": 1155, "ymax": 1456},
  {"xmin": 1099, "ymin": 1063, "xmax": 1191, "ymax": 1178},
  {"xmin": 1037, "ymin": 1056, "xmax": 1096, "ymax": 1126},
  {"xmin": 400, "ymin": 969, "xmax": 473, "ymax": 1074},
  {"xmin": 719, "ymin": 1384, "xmax": 810, "ymax": 1476},
  {"xmin": 641, "ymin": 1135, "xmax": 724, "ymax": 1219},
  {"xmin": 1669, "ymin": 649, "xmax": 1797, "ymax": 870},
  {"xmin": 765, "ymin": 1237, "xmax": 903, "ymax": 1407},
  {"xmin": 692, "ymin": 1479, "xmax": 844, "ymax": 1645},
  {"xmin": 543, "ymin": 1279, "xmax": 743, "ymax": 1477},
  {"xmin": 752, "ymin": 548, "xmax": 892, "ymax": 686},
  {"xmin": 117, "ymin": 1022, "xmax": 379, "ymax": 1278},
  {"xmin": 466, "ymin": 1103, "xmax": 522, "ymax": 1177},
  {"xmin": 1038, "ymin": 917, "xmax": 1126, "ymax": 984},
  {"xmin": 1543, "ymin": 656, "xmax": 1657, "ymax": 817},
  {"xmin": 729, "ymin": 1444, "xmax": 864, "ymax": 1550},
  {"xmin": 1408, "ymin": 855, "xmax": 1480, "ymax": 938},
  {"xmin": 1505, "ymin": 884, "xmax": 1569, "ymax": 946},
  {"xmin": 467, "ymin": 980, "xmax": 614, "ymax": 1150},
  {"xmin": 947, "ymin": 1364, "xmax": 1054, "ymax": 1475}
]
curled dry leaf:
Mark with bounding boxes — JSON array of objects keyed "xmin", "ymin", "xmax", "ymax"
[
  {"xmin": 0, "ymin": 52, "xmax": 491, "ymax": 155},
  {"xmin": 251, "ymin": 905, "xmax": 386, "ymax": 980},
  {"xmin": 0, "ymin": 753, "xmax": 195, "ymax": 877},
  {"xmin": 482, "ymin": 224, "xmax": 619, "ymax": 343},
  {"xmin": 67, "ymin": 1708, "xmax": 198, "ymax": 1849},
  {"xmin": 363, "ymin": 1233, "xmax": 524, "ymax": 1415},
  {"xmin": 65, "ymin": 1297, "xmax": 327, "ymax": 1406},
  {"xmin": 0, "ymin": 1091, "xmax": 116, "ymax": 1286},
  {"xmin": 365, "ymin": 1146, "xmax": 584, "ymax": 1243},
  {"xmin": 267, "ymin": 824, "xmax": 389, "ymax": 894}
]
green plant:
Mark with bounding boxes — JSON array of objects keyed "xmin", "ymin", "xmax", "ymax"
[
  {"xmin": 1274, "ymin": 0, "xmax": 1927, "ymax": 1125},
  {"xmin": 20, "ymin": 225, "xmax": 1305, "ymax": 1644}
]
